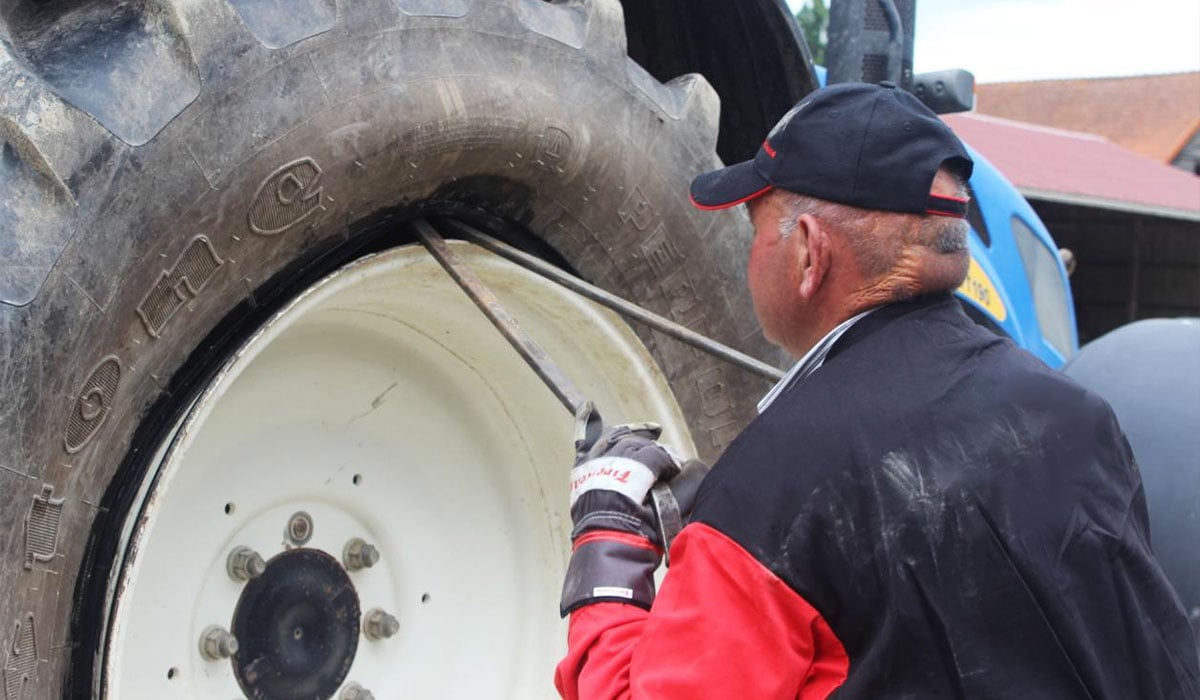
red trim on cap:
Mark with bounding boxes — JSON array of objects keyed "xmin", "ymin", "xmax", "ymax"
[
  {"xmin": 689, "ymin": 184, "xmax": 774, "ymax": 211},
  {"xmin": 926, "ymin": 193, "xmax": 970, "ymax": 218},
  {"xmin": 573, "ymin": 531, "xmax": 663, "ymax": 555},
  {"xmin": 762, "ymin": 140, "xmax": 777, "ymax": 158}
]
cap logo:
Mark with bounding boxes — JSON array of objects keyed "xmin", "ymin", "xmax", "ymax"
[{"xmin": 766, "ymin": 98, "xmax": 812, "ymax": 141}]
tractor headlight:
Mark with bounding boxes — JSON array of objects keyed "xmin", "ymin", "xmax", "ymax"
[{"xmin": 1011, "ymin": 215, "xmax": 1075, "ymax": 358}]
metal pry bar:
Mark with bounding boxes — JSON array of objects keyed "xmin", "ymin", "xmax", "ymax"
[
  {"xmin": 413, "ymin": 219, "xmax": 589, "ymax": 415},
  {"xmin": 439, "ymin": 218, "xmax": 785, "ymax": 383},
  {"xmin": 415, "ymin": 218, "xmax": 687, "ymax": 558}
]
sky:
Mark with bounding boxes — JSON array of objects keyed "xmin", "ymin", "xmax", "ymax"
[{"xmin": 787, "ymin": 0, "xmax": 1200, "ymax": 84}]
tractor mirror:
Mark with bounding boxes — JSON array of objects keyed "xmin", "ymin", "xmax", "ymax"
[{"xmin": 912, "ymin": 69, "xmax": 976, "ymax": 114}]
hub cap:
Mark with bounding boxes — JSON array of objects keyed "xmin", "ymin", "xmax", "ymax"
[{"xmin": 232, "ymin": 549, "xmax": 360, "ymax": 699}]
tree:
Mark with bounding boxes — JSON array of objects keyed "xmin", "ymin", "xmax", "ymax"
[{"xmin": 795, "ymin": 0, "xmax": 829, "ymax": 65}]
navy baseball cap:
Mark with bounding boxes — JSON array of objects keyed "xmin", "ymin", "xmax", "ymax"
[{"xmin": 690, "ymin": 82, "xmax": 974, "ymax": 217}]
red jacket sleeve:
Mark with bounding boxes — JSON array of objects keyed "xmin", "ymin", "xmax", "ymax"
[{"xmin": 554, "ymin": 522, "xmax": 849, "ymax": 699}]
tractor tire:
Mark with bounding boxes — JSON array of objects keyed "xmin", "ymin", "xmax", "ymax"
[{"xmin": 0, "ymin": 1, "xmax": 775, "ymax": 697}]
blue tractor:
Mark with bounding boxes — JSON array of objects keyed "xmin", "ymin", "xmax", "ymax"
[{"xmin": 811, "ymin": 64, "xmax": 1080, "ymax": 369}]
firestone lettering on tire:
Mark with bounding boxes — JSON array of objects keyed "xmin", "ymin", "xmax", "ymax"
[
  {"xmin": 3, "ymin": 614, "xmax": 37, "ymax": 700},
  {"xmin": 63, "ymin": 357, "xmax": 122, "ymax": 455},
  {"xmin": 536, "ymin": 126, "xmax": 573, "ymax": 172},
  {"xmin": 23, "ymin": 485, "xmax": 63, "ymax": 572},
  {"xmin": 247, "ymin": 158, "xmax": 326, "ymax": 236},
  {"xmin": 136, "ymin": 236, "xmax": 225, "ymax": 339},
  {"xmin": 618, "ymin": 187, "xmax": 657, "ymax": 232}
]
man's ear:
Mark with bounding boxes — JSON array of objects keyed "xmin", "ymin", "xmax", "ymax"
[{"xmin": 796, "ymin": 214, "xmax": 829, "ymax": 300}]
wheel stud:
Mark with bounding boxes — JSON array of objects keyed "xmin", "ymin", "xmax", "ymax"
[
  {"xmin": 226, "ymin": 546, "xmax": 267, "ymax": 581},
  {"xmin": 343, "ymin": 538, "xmax": 380, "ymax": 571},
  {"xmin": 363, "ymin": 608, "xmax": 400, "ymax": 640},
  {"xmin": 199, "ymin": 625, "xmax": 238, "ymax": 660},
  {"xmin": 340, "ymin": 683, "xmax": 375, "ymax": 700},
  {"xmin": 286, "ymin": 511, "xmax": 313, "ymax": 545}
]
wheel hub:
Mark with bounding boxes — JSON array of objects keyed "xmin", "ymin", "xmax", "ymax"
[{"xmin": 232, "ymin": 548, "xmax": 361, "ymax": 699}]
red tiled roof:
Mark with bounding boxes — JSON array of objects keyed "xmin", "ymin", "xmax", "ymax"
[
  {"xmin": 944, "ymin": 112, "xmax": 1200, "ymax": 220},
  {"xmin": 975, "ymin": 73, "xmax": 1200, "ymax": 162}
]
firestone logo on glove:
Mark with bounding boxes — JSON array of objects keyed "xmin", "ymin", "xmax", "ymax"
[
  {"xmin": 571, "ymin": 466, "xmax": 632, "ymax": 490},
  {"xmin": 568, "ymin": 456, "xmax": 658, "ymax": 507}
]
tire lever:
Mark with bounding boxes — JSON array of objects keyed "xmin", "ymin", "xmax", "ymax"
[
  {"xmin": 414, "ymin": 218, "xmax": 587, "ymax": 415},
  {"xmin": 413, "ymin": 218, "xmax": 684, "ymax": 557}
]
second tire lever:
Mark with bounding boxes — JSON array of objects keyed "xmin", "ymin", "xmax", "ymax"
[{"xmin": 413, "ymin": 218, "xmax": 684, "ymax": 555}]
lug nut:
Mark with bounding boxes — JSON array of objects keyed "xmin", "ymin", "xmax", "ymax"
[
  {"xmin": 363, "ymin": 608, "xmax": 400, "ymax": 640},
  {"xmin": 340, "ymin": 683, "xmax": 375, "ymax": 700},
  {"xmin": 343, "ymin": 538, "xmax": 380, "ymax": 571},
  {"xmin": 227, "ymin": 546, "xmax": 267, "ymax": 581},
  {"xmin": 199, "ymin": 626, "xmax": 238, "ymax": 660},
  {"xmin": 286, "ymin": 511, "xmax": 313, "ymax": 545}
]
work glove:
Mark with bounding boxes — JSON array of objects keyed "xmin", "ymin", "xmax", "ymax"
[{"xmin": 560, "ymin": 402, "xmax": 710, "ymax": 616}]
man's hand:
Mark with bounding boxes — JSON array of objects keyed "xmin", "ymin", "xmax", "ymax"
[
  {"xmin": 569, "ymin": 404, "xmax": 681, "ymax": 543},
  {"xmin": 560, "ymin": 403, "xmax": 708, "ymax": 616}
]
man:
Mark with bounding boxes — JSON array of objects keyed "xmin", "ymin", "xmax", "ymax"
[{"xmin": 555, "ymin": 82, "xmax": 1199, "ymax": 698}]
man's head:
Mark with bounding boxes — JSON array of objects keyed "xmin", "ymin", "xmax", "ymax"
[{"xmin": 689, "ymin": 82, "xmax": 974, "ymax": 357}]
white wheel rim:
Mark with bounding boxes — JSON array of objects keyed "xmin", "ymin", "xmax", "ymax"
[{"xmin": 102, "ymin": 241, "xmax": 693, "ymax": 699}]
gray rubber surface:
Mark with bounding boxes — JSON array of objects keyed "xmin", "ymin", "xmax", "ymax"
[{"xmin": 1064, "ymin": 318, "xmax": 1200, "ymax": 634}]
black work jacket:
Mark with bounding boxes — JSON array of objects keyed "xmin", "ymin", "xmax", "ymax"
[{"xmin": 693, "ymin": 294, "xmax": 1200, "ymax": 698}]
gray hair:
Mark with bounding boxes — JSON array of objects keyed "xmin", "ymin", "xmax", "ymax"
[
  {"xmin": 773, "ymin": 173, "xmax": 971, "ymax": 293},
  {"xmin": 774, "ymin": 192, "xmax": 894, "ymax": 277}
]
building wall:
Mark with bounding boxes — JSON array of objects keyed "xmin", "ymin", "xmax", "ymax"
[{"xmin": 1032, "ymin": 200, "xmax": 1200, "ymax": 343}]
